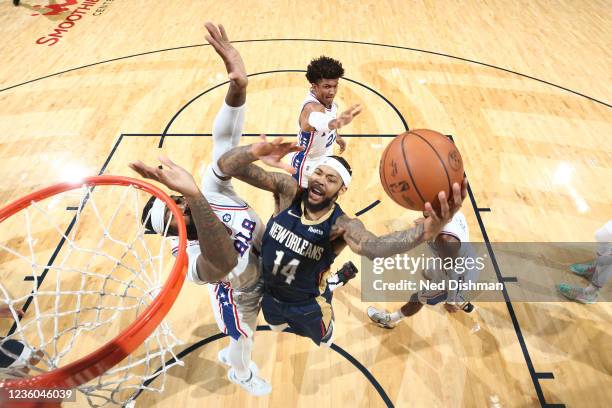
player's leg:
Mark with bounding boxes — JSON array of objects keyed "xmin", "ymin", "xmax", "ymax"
[
  {"xmin": 209, "ymin": 283, "xmax": 271, "ymax": 395},
  {"xmin": 285, "ymin": 298, "xmax": 334, "ymax": 347},
  {"xmin": 560, "ymin": 255, "xmax": 611, "ymax": 303},
  {"xmin": 560, "ymin": 221, "xmax": 612, "ymax": 303},
  {"xmin": 261, "ymin": 293, "xmax": 290, "ymax": 332}
]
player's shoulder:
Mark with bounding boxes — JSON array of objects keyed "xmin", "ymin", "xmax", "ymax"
[{"xmin": 302, "ymin": 100, "xmax": 325, "ymax": 113}]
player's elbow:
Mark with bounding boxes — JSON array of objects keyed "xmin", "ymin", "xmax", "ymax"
[
  {"xmin": 196, "ymin": 256, "xmax": 237, "ymax": 283},
  {"xmin": 357, "ymin": 243, "xmax": 378, "ymax": 260},
  {"xmin": 217, "ymin": 152, "xmax": 238, "ymax": 176}
]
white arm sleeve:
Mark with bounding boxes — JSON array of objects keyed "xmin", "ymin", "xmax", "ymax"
[{"xmin": 308, "ymin": 111, "xmax": 333, "ymax": 132}]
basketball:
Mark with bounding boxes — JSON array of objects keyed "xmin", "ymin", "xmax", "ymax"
[{"xmin": 379, "ymin": 129, "xmax": 464, "ymax": 211}]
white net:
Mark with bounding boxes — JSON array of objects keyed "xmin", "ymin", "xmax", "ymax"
[{"xmin": 0, "ymin": 181, "xmax": 185, "ymax": 406}]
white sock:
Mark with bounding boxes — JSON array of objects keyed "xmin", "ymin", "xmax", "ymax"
[
  {"xmin": 227, "ymin": 337, "xmax": 253, "ymax": 381},
  {"xmin": 212, "ymin": 102, "xmax": 245, "ymax": 177},
  {"xmin": 389, "ymin": 310, "xmax": 404, "ymax": 323}
]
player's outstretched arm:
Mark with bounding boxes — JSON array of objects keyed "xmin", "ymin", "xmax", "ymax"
[
  {"xmin": 129, "ymin": 157, "xmax": 237, "ymax": 281},
  {"xmin": 301, "ymin": 103, "xmax": 362, "ymax": 133},
  {"xmin": 335, "ymin": 181, "xmax": 467, "ymax": 259},
  {"xmin": 218, "ymin": 135, "xmax": 302, "ymax": 201}
]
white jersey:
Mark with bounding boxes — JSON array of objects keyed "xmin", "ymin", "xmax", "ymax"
[
  {"xmin": 419, "ymin": 212, "xmax": 479, "ymax": 304},
  {"xmin": 296, "ymin": 92, "xmax": 338, "ymax": 158},
  {"xmin": 170, "ymin": 166, "xmax": 264, "ymax": 290}
]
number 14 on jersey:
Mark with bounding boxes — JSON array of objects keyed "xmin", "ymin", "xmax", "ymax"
[{"xmin": 272, "ymin": 250, "xmax": 300, "ymax": 284}]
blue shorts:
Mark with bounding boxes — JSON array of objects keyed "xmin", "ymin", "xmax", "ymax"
[{"xmin": 262, "ymin": 292, "xmax": 334, "ymax": 346}]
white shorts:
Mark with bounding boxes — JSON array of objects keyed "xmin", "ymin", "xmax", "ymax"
[{"xmin": 207, "ymin": 278, "xmax": 263, "ymax": 340}]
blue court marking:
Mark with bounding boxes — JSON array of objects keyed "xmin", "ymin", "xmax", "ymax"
[
  {"xmin": 355, "ymin": 200, "xmax": 381, "ymax": 217},
  {"xmin": 129, "ymin": 325, "xmax": 394, "ymax": 408},
  {"xmin": 536, "ymin": 372, "xmax": 555, "ymax": 379}
]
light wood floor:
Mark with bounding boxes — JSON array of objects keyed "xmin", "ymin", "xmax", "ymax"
[{"xmin": 0, "ymin": 1, "xmax": 610, "ymax": 407}]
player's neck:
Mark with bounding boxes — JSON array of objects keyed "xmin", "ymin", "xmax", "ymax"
[{"xmin": 302, "ymin": 202, "xmax": 334, "ymax": 222}]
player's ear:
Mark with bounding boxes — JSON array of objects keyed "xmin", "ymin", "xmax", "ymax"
[{"xmin": 338, "ymin": 185, "xmax": 347, "ymax": 196}]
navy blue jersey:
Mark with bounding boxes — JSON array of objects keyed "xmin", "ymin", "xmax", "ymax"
[{"xmin": 262, "ymin": 192, "xmax": 344, "ymax": 303}]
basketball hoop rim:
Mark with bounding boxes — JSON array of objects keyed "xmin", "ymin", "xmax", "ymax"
[{"xmin": 0, "ymin": 175, "xmax": 187, "ymax": 391}]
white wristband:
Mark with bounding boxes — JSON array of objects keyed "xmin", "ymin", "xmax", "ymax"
[{"xmin": 308, "ymin": 111, "xmax": 332, "ymax": 132}]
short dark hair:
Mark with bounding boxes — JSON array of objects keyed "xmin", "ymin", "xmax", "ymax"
[
  {"xmin": 306, "ymin": 56, "xmax": 344, "ymax": 84},
  {"xmin": 329, "ymin": 155, "xmax": 352, "ymax": 177}
]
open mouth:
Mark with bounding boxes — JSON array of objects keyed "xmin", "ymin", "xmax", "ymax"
[{"xmin": 309, "ymin": 185, "xmax": 325, "ymax": 201}]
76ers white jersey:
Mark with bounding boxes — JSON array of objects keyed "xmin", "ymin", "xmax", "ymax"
[
  {"xmin": 297, "ymin": 92, "xmax": 338, "ymax": 158},
  {"xmin": 170, "ymin": 168, "xmax": 264, "ymax": 290}
]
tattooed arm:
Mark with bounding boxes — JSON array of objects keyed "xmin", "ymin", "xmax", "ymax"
[
  {"xmin": 218, "ymin": 137, "xmax": 302, "ymax": 211},
  {"xmin": 334, "ymin": 180, "xmax": 468, "ymax": 259},
  {"xmin": 334, "ymin": 215, "xmax": 426, "ymax": 259},
  {"xmin": 183, "ymin": 193, "xmax": 238, "ymax": 282},
  {"xmin": 129, "ymin": 156, "xmax": 237, "ymax": 282}
]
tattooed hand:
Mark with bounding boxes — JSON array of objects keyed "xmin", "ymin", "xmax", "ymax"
[{"xmin": 129, "ymin": 156, "xmax": 200, "ymax": 197}]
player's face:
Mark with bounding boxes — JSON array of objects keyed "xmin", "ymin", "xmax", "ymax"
[
  {"xmin": 307, "ymin": 165, "xmax": 347, "ymax": 208},
  {"xmin": 312, "ymin": 78, "xmax": 339, "ymax": 106},
  {"xmin": 164, "ymin": 195, "xmax": 197, "ymax": 239}
]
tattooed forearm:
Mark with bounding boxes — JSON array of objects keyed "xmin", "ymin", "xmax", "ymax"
[
  {"xmin": 337, "ymin": 216, "xmax": 426, "ymax": 259},
  {"xmin": 217, "ymin": 145, "xmax": 257, "ymax": 177},
  {"xmin": 185, "ymin": 192, "xmax": 237, "ymax": 281},
  {"xmin": 218, "ymin": 145, "xmax": 298, "ymax": 203}
]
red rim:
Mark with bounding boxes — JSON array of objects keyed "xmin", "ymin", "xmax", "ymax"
[{"xmin": 0, "ymin": 175, "xmax": 187, "ymax": 393}]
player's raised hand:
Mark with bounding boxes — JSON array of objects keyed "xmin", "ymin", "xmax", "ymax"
[
  {"xmin": 251, "ymin": 134, "xmax": 304, "ymax": 174},
  {"xmin": 129, "ymin": 156, "xmax": 200, "ymax": 197},
  {"xmin": 204, "ymin": 22, "xmax": 248, "ymax": 88},
  {"xmin": 417, "ymin": 178, "xmax": 467, "ymax": 240},
  {"xmin": 334, "ymin": 104, "xmax": 362, "ymax": 129}
]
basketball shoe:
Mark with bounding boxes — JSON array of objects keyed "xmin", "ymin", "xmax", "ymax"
[
  {"xmin": 367, "ymin": 306, "xmax": 395, "ymax": 329},
  {"xmin": 558, "ymin": 283, "xmax": 598, "ymax": 304},
  {"xmin": 569, "ymin": 261, "xmax": 596, "ymax": 280},
  {"xmin": 227, "ymin": 368, "xmax": 272, "ymax": 396}
]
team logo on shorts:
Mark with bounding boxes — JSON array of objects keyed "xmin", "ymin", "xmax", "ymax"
[{"xmin": 223, "ymin": 213, "xmax": 232, "ymax": 222}]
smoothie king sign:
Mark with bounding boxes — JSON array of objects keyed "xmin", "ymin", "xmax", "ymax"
[{"xmin": 31, "ymin": 0, "xmax": 116, "ymax": 46}]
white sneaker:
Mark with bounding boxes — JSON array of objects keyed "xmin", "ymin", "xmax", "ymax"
[
  {"xmin": 367, "ymin": 306, "xmax": 396, "ymax": 329},
  {"xmin": 218, "ymin": 347, "xmax": 259, "ymax": 375},
  {"xmin": 228, "ymin": 368, "xmax": 272, "ymax": 396}
]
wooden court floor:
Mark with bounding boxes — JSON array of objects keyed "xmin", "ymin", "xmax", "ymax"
[{"xmin": 0, "ymin": 1, "xmax": 610, "ymax": 407}]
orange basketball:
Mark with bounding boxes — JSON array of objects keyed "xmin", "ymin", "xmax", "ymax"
[{"xmin": 379, "ymin": 129, "xmax": 464, "ymax": 211}]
